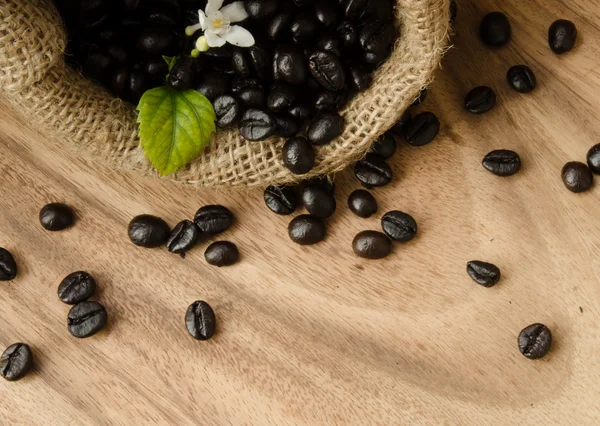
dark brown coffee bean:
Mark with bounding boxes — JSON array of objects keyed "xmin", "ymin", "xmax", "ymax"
[
  {"xmin": 205, "ymin": 241, "xmax": 239, "ymax": 267},
  {"xmin": 274, "ymin": 114, "xmax": 301, "ymax": 138},
  {"xmin": 482, "ymin": 150, "xmax": 521, "ymax": 176},
  {"xmin": 290, "ymin": 12, "xmax": 319, "ymax": 45},
  {"xmin": 369, "ymin": 132, "xmax": 396, "ymax": 159},
  {"xmin": 288, "ymin": 215, "xmax": 326, "ymax": 245},
  {"xmin": 68, "ymin": 301, "xmax": 107, "ymax": 338},
  {"xmin": 352, "ymin": 230, "xmax": 392, "ymax": 259},
  {"xmin": 390, "ymin": 110, "xmax": 412, "ymax": 136},
  {"xmin": 479, "ymin": 12, "xmax": 511, "ymax": 47},
  {"xmin": 308, "ymin": 113, "xmax": 344, "ymax": 145},
  {"xmin": 185, "ymin": 300, "xmax": 216, "ymax": 340},
  {"xmin": 268, "ymin": 9, "xmax": 293, "ymax": 41},
  {"xmin": 264, "ymin": 186, "xmax": 298, "ymax": 215},
  {"xmin": 337, "ymin": 20, "xmax": 358, "ymax": 49},
  {"xmin": 283, "ymin": 136, "xmax": 315, "ymax": 174},
  {"xmin": 39, "ymin": 203, "xmax": 75, "ymax": 231},
  {"xmin": 58, "ymin": 271, "xmax": 96, "ymax": 304},
  {"xmin": 273, "ymin": 47, "xmax": 307, "ymax": 85},
  {"xmin": 587, "ymin": 144, "xmax": 600, "ymax": 174},
  {"xmin": 404, "ymin": 112, "xmax": 440, "ymax": 146},
  {"xmin": 315, "ymin": 0, "xmax": 340, "ymax": 26},
  {"xmin": 214, "ymin": 95, "xmax": 240, "ymax": 128},
  {"xmin": 239, "ymin": 109, "xmax": 277, "ymax": 141},
  {"xmin": 194, "ymin": 205, "xmax": 234, "ymax": 235},
  {"xmin": 348, "ymin": 190, "xmax": 377, "ymax": 218},
  {"xmin": 465, "ymin": 86, "xmax": 496, "ymax": 114},
  {"xmin": 518, "ymin": 323, "xmax": 552, "ymax": 359},
  {"xmin": 347, "ymin": 64, "xmax": 372, "ymax": 92},
  {"xmin": 354, "ymin": 153, "xmax": 393, "ymax": 188},
  {"xmin": 0, "ymin": 343, "xmax": 33, "ymax": 381},
  {"xmin": 381, "ymin": 210, "xmax": 417, "ymax": 242},
  {"xmin": 267, "ymin": 84, "xmax": 296, "ymax": 112},
  {"xmin": 0, "ymin": 248, "xmax": 17, "ymax": 281},
  {"xmin": 548, "ymin": 20, "xmax": 577, "ymax": 54},
  {"xmin": 301, "ymin": 184, "xmax": 337, "ymax": 218},
  {"xmin": 466, "ymin": 261, "xmax": 501, "ymax": 287},
  {"xmin": 309, "ymin": 51, "xmax": 346, "ymax": 92},
  {"xmin": 507, "ymin": 65, "xmax": 536, "ymax": 93},
  {"xmin": 167, "ymin": 220, "xmax": 200, "ymax": 256},
  {"xmin": 561, "ymin": 161, "xmax": 593, "ymax": 193},
  {"xmin": 128, "ymin": 215, "xmax": 170, "ymax": 248}
]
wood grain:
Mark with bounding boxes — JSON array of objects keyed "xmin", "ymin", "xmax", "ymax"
[{"xmin": 1, "ymin": 0, "xmax": 600, "ymax": 424}]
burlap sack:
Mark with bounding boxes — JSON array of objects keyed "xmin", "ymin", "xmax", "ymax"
[{"xmin": 0, "ymin": 0, "xmax": 449, "ymax": 188}]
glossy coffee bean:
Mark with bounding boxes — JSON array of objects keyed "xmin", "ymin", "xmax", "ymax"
[
  {"xmin": 348, "ymin": 190, "xmax": 377, "ymax": 218},
  {"xmin": 232, "ymin": 48, "xmax": 252, "ymax": 77},
  {"xmin": 381, "ymin": 210, "xmax": 417, "ymax": 242},
  {"xmin": 267, "ymin": 84, "xmax": 296, "ymax": 112},
  {"xmin": 231, "ymin": 77, "xmax": 263, "ymax": 94},
  {"xmin": 302, "ymin": 184, "xmax": 337, "ymax": 218},
  {"xmin": 268, "ymin": 10, "xmax": 293, "ymax": 41},
  {"xmin": 68, "ymin": 301, "xmax": 107, "ymax": 338},
  {"xmin": 185, "ymin": 300, "xmax": 216, "ymax": 340},
  {"xmin": 479, "ymin": 12, "xmax": 511, "ymax": 47},
  {"xmin": 205, "ymin": 241, "xmax": 239, "ymax": 267},
  {"xmin": 128, "ymin": 215, "xmax": 170, "ymax": 248},
  {"xmin": 288, "ymin": 215, "xmax": 326, "ymax": 245},
  {"xmin": 308, "ymin": 176, "xmax": 336, "ymax": 194},
  {"xmin": 214, "ymin": 95, "xmax": 240, "ymax": 128},
  {"xmin": 168, "ymin": 56, "xmax": 199, "ymax": 90},
  {"xmin": 0, "ymin": 343, "xmax": 33, "ymax": 381},
  {"xmin": 0, "ymin": 248, "xmax": 17, "ymax": 281},
  {"xmin": 342, "ymin": 0, "xmax": 366, "ymax": 20},
  {"xmin": 141, "ymin": 58, "xmax": 170, "ymax": 84},
  {"xmin": 315, "ymin": 91, "xmax": 346, "ymax": 112},
  {"xmin": 359, "ymin": 19, "xmax": 394, "ymax": 56},
  {"xmin": 561, "ymin": 161, "xmax": 593, "ymax": 193},
  {"xmin": 194, "ymin": 205, "xmax": 234, "ymax": 235},
  {"xmin": 586, "ymin": 144, "xmax": 600, "ymax": 174},
  {"xmin": 347, "ymin": 64, "xmax": 372, "ymax": 92},
  {"xmin": 167, "ymin": 220, "xmax": 200, "ymax": 256},
  {"xmin": 315, "ymin": 0, "xmax": 340, "ymax": 26},
  {"xmin": 245, "ymin": 0, "xmax": 279, "ymax": 20},
  {"xmin": 264, "ymin": 186, "xmax": 298, "ymax": 215},
  {"xmin": 518, "ymin": 323, "xmax": 552, "ymax": 359},
  {"xmin": 197, "ymin": 73, "xmax": 231, "ymax": 101},
  {"xmin": 273, "ymin": 47, "xmax": 307, "ymax": 85},
  {"xmin": 404, "ymin": 112, "xmax": 440, "ymax": 146},
  {"xmin": 507, "ymin": 65, "xmax": 536, "ymax": 93},
  {"xmin": 548, "ymin": 20, "xmax": 577, "ymax": 54},
  {"xmin": 58, "ymin": 271, "xmax": 96, "ymax": 304},
  {"xmin": 136, "ymin": 27, "xmax": 178, "ymax": 55},
  {"xmin": 466, "ymin": 261, "xmax": 501, "ymax": 287},
  {"xmin": 482, "ymin": 150, "xmax": 521, "ymax": 177},
  {"xmin": 337, "ymin": 20, "xmax": 358, "ymax": 49},
  {"xmin": 317, "ymin": 34, "xmax": 343, "ymax": 58},
  {"xmin": 369, "ymin": 132, "xmax": 396, "ymax": 159},
  {"xmin": 274, "ymin": 114, "xmax": 301, "ymax": 138},
  {"xmin": 39, "ymin": 203, "xmax": 75, "ymax": 231},
  {"xmin": 237, "ymin": 86, "xmax": 266, "ymax": 108},
  {"xmin": 308, "ymin": 113, "xmax": 344, "ymax": 145},
  {"xmin": 239, "ymin": 109, "xmax": 277, "ymax": 141},
  {"xmin": 290, "ymin": 12, "xmax": 319, "ymax": 45},
  {"xmin": 288, "ymin": 103, "xmax": 315, "ymax": 121},
  {"xmin": 248, "ymin": 45, "xmax": 272, "ymax": 81},
  {"xmin": 465, "ymin": 86, "xmax": 496, "ymax": 114},
  {"xmin": 354, "ymin": 153, "xmax": 393, "ymax": 188},
  {"xmin": 309, "ymin": 51, "xmax": 346, "ymax": 92},
  {"xmin": 129, "ymin": 69, "xmax": 149, "ymax": 103},
  {"xmin": 112, "ymin": 67, "xmax": 130, "ymax": 99},
  {"xmin": 352, "ymin": 230, "xmax": 392, "ymax": 259},
  {"xmin": 283, "ymin": 137, "xmax": 315, "ymax": 174},
  {"xmin": 390, "ymin": 110, "xmax": 412, "ymax": 136}
]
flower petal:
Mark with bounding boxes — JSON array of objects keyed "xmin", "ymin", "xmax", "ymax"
[
  {"xmin": 206, "ymin": 0, "xmax": 225, "ymax": 16},
  {"xmin": 198, "ymin": 10, "xmax": 207, "ymax": 30},
  {"xmin": 220, "ymin": 2, "xmax": 249, "ymax": 23},
  {"xmin": 205, "ymin": 30, "xmax": 227, "ymax": 47},
  {"xmin": 222, "ymin": 25, "xmax": 255, "ymax": 47}
]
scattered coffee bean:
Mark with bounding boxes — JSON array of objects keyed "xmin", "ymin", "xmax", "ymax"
[
  {"xmin": 205, "ymin": 241, "xmax": 239, "ymax": 267},
  {"xmin": 274, "ymin": 114, "xmax": 301, "ymax": 138},
  {"xmin": 0, "ymin": 343, "xmax": 33, "ymax": 381},
  {"xmin": 354, "ymin": 153, "xmax": 393, "ymax": 188},
  {"xmin": 39, "ymin": 203, "xmax": 75, "ymax": 231},
  {"xmin": 348, "ymin": 190, "xmax": 378, "ymax": 218},
  {"xmin": 264, "ymin": 185, "xmax": 298, "ymax": 215},
  {"xmin": 482, "ymin": 150, "xmax": 521, "ymax": 176},
  {"xmin": 466, "ymin": 261, "xmax": 501, "ymax": 287},
  {"xmin": 166, "ymin": 220, "xmax": 200, "ymax": 256},
  {"xmin": 58, "ymin": 271, "xmax": 96, "ymax": 304},
  {"xmin": 239, "ymin": 109, "xmax": 277, "ymax": 141},
  {"xmin": 0, "ymin": 248, "xmax": 17, "ymax": 281},
  {"xmin": 404, "ymin": 112, "xmax": 440, "ymax": 146},
  {"xmin": 479, "ymin": 12, "xmax": 511, "ymax": 47},
  {"xmin": 390, "ymin": 110, "xmax": 412, "ymax": 136},
  {"xmin": 282, "ymin": 137, "xmax": 315, "ymax": 175},
  {"xmin": 586, "ymin": 144, "xmax": 600, "ymax": 174},
  {"xmin": 288, "ymin": 215, "xmax": 326, "ymax": 245},
  {"xmin": 369, "ymin": 132, "xmax": 396, "ymax": 159},
  {"xmin": 301, "ymin": 184, "xmax": 337, "ymax": 218},
  {"xmin": 310, "ymin": 176, "xmax": 336, "ymax": 195},
  {"xmin": 381, "ymin": 210, "xmax": 417, "ymax": 242},
  {"xmin": 518, "ymin": 323, "xmax": 552, "ymax": 359},
  {"xmin": 194, "ymin": 205, "xmax": 234, "ymax": 235},
  {"xmin": 548, "ymin": 20, "xmax": 577, "ymax": 54},
  {"xmin": 507, "ymin": 65, "xmax": 536, "ymax": 93},
  {"xmin": 185, "ymin": 300, "xmax": 216, "ymax": 341},
  {"xmin": 465, "ymin": 86, "xmax": 496, "ymax": 114},
  {"xmin": 307, "ymin": 113, "xmax": 344, "ymax": 145},
  {"xmin": 561, "ymin": 161, "xmax": 593, "ymax": 193},
  {"xmin": 68, "ymin": 301, "xmax": 108, "ymax": 338},
  {"xmin": 352, "ymin": 231, "xmax": 392, "ymax": 259},
  {"xmin": 128, "ymin": 214, "xmax": 170, "ymax": 248}
]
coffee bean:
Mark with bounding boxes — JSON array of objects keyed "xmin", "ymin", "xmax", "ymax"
[
  {"xmin": 0, "ymin": 343, "xmax": 33, "ymax": 381},
  {"xmin": 0, "ymin": 248, "xmax": 17, "ymax": 281},
  {"xmin": 317, "ymin": 34, "xmax": 343, "ymax": 58},
  {"xmin": 185, "ymin": 300, "xmax": 216, "ymax": 340},
  {"xmin": 518, "ymin": 323, "xmax": 552, "ymax": 359},
  {"xmin": 412, "ymin": 88, "xmax": 428, "ymax": 106},
  {"xmin": 194, "ymin": 205, "xmax": 234, "ymax": 235},
  {"xmin": 466, "ymin": 261, "xmax": 501, "ymax": 287},
  {"xmin": 288, "ymin": 103, "xmax": 315, "ymax": 121},
  {"xmin": 404, "ymin": 112, "xmax": 440, "ymax": 146},
  {"xmin": 39, "ymin": 203, "xmax": 75, "ymax": 231},
  {"xmin": 308, "ymin": 113, "xmax": 344, "ymax": 145},
  {"xmin": 337, "ymin": 20, "xmax": 358, "ymax": 49},
  {"xmin": 128, "ymin": 214, "xmax": 170, "ymax": 248},
  {"xmin": 232, "ymin": 48, "xmax": 252, "ymax": 77},
  {"xmin": 465, "ymin": 86, "xmax": 496, "ymax": 114},
  {"xmin": 68, "ymin": 301, "xmax": 107, "ymax": 338},
  {"xmin": 274, "ymin": 114, "xmax": 301, "ymax": 138},
  {"xmin": 248, "ymin": 44, "xmax": 272, "ymax": 80},
  {"xmin": 381, "ymin": 210, "xmax": 417, "ymax": 242},
  {"xmin": 314, "ymin": 91, "xmax": 346, "ymax": 112},
  {"xmin": 561, "ymin": 161, "xmax": 593, "ymax": 193},
  {"xmin": 290, "ymin": 12, "xmax": 319, "ymax": 45},
  {"xmin": 205, "ymin": 241, "xmax": 239, "ymax": 267},
  {"xmin": 288, "ymin": 215, "xmax": 326, "ymax": 245},
  {"xmin": 354, "ymin": 153, "xmax": 393, "ymax": 188},
  {"xmin": 302, "ymin": 184, "xmax": 337, "ymax": 218},
  {"xmin": 586, "ymin": 144, "xmax": 600, "ymax": 174},
  {"xmin": 267, "ymin": 84, "xmax": 296, "ymax": 112},
  {"xmin": 282, "ymin": 136, "xmax": 315, "ymax": 174},
  {"xmin": 369, "ymin": 132, "xmax": 396, "ymax": 159},
  {"xmin": 309, "ymin": 176, "xmax": 336, "ymax": 194},
  {"xmin": 359, "ymin": 19, "xmax": 394, "ymax": 57},
  {"xmin": 507, "ymin": 65, "xmax": 536, "ymax": 94},
  {"xmin": 239, "ymin": 109, "xmax": 277, "ymax": 141},
  {"xmin": 352, "ymin": 230, "xmax": 392, "ymax": 259},
  {"xmin": 58, "ymin": 271, "xmax": 96, "ymax": 304},
  {"xmin": 548, "ymin": 20, "xmax": 577, "ymax": 54},
  {"xmin": 273, "ymin": 47, "xmax": 307, "ymax": 85},
  {"xmin": 214, "ymin": 95, "xmax": 240, "ymax": 128},
  {"xmin": 348, "ymin": 190, "xmax": 377, "ymax": 218},
  {"xmin": 390, "ymin": 110, "xmax": 412, "ymax": 136},
  {"xmin": 168, "ymin": 56, "xmax": 199, "ymax": 91},
  {"xmin": 264, "ymin": 185, "xmax": 298, "ymax": 215},
  {"xmin": 136, "ymin": 27, "xmax": 178, "ymax": 55},
  {"xmin": 197, "ymin": 73, "xmax": 230, "ymax": 101},
  {"xmin": 482, "ymin": 150, "xmax": 521, "ymax": 176},
  {"xmin": 268, "ymin": 9, "xmax": 293, "ymax": 41},
  {"xmin": 309, "ymin": 51, "xmax": 346, "ymax": 92},
  {"xmin": 167, "ymin": 220, "xmax": 200, "ymax": 256},
  {"xmin": 479, "ymin": 12, "xmax": 511, "ymax": 47},
  {"xmin": 237, "ymin": 86, "xmax": 266, "ymax": 108},
  {"xmin": 315, "ymin": 0, "xmax": 340, "ymax": 26},
  {"xmin": 347, "ymin": 64, "xmax": 372, "ymax": 92}
]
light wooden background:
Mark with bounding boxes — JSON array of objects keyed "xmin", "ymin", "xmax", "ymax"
[{"xmin": 1, "ymin": 0, "xmax": 600, "ymax": 424}]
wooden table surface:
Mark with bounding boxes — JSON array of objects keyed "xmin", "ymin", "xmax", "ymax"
[{"xmin": 1, "ymin": 0, "xmax": 600, "ymax": 424}]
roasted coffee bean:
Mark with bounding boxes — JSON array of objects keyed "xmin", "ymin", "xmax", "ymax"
[
  {"xmin": 274, "ymin": 114, "xmax": 301, "ymax": 138},
  {"xmin": 268, "ymin": 9, "xmax": 293, "ymax": 41},
  {"xmin": 239, "ymin": 109, "xmax": 277, "ymax": 140},
  {"xmin": 112, "ymin": 67, "xmax": 130, "ymax": 99},
  {"xmin": 290, "ymin": 12, "xmax": 319, "ymax": 45},
  {"xmin": 205, "ymin": 241, "xmax": 239, "ymax": 267},
  {"xmin": 288, "ymin": 215, "xmax": 326, "ymax": 245},
  {"xmin": 58, "ymin": 271, "xmax": 96, "ymax": 304},
  {"xmin": 317, "ymin": 34, "xmax": 343, "ymax": 58},
  {"xmin": 282, "ymin": 137, "xmax": 315, "ymax": 174},
  {"xmin": 315, "ymin": 0, "xmax": 340, "ymax": 27},
  {"xmin": 231, "ymin": 77, "xmax": 263, "ymax": 94},
  {"xmin": 479, "ymin": 12, "xmax": 511, "ymax": 47},
  {"xmin": 308, "ymin": 113, "xmax": 344, "ymax": 145},
  {"xmin": 264, "ymin": 185, "xmax": 298, "ymax": 215},
  {"xmin": 0, "ymin": 248, "xmax": 17, "ymax": 281},
  {"xmin": 343, "ymin": 0, "xmax": 367, "ymax": 20},
  {"xmin": 245, "ymin": 0, "xmax": 279, "ymax": 20},
  {"xmin": 507, "ymin": 65, "xmax": 536, "ymax": 93},
  {"xmin": 352, "ymin": 230, "xmax": 392, "ymax": 259},
  {"xmin": 194, "ymin": 205, "xmax": 234, "ymax": 235},
  {"xmin": 359, "ymin": 19, "xmax": 394, "ymax": 56},
  {"xmin": 288, "ymin": 103, "xmax": 315, "ymax": 121},
  {"xmin": 561, "ymin": 161, "xmax": 593, "ymax": 193},
  {"xmin": 82, "ymin": 52, "xmax": 113, "ymax": 82},
  {"xmin": 309, "ymin": 176, "xmax": 336, "ymax": 194},
  {"xmin": 404, "ymin": 112, "xmax": 440, "ymax": 146},
  {"xmin": 309, "ymin": 51, "xmax": 346, "ymax": 92},
  {"xmin": 248, "ymin": 45, "xmax": 272, "ymax": 80},
  {"xmin": 465, "ymin": 86, "xmax": 496, "ymax": 114},
  {"xmin": 381, "ymin": 210, "xmax": 417, "ymax": 242},
  {"xmin": 136, "ymin": 27, "xmax": 178, "ymax": 55},
  {"xmin": 185, "ymin": 300, "xmax": 216, "ymax": 340},
  {"xmin": 549, "ymin": 20, "xmax": 577, "ymax": 54},
  {"xmin": 267, "ymin": 84, "xmax": 296, "ymax": 112},
  {"xmin": 412, "ymin": 88, "xmax": 428, "ymax": 106},
  {"xmin": 197, "ymin": 73, "xmax": 231, "ymax": 101},
  {"xmin": 302, "ymin": 184, "xmax": 337, "ymax": 218},
  {"xmin": 314, "ymin": 91, "xmax": 346, "ymax": 112},
  {"xmin": 482, "ymin": 150, "xmax": 521, "ymax": 177},
  {"xmin": 348, "ymin": 190, "xmax": 378, "ymax": 218},
  {"xmin": 369, "ymin": 132, "xmax": 396, "ymax": 159},
  {"xmin": 168, "ymin": 56, "xmax": 199, "ymax": 90},
  {"xmin": 129, "ymin": 69, "xmax": 149, "ymax": 103},
  {"xmin": 518, "ymin": 323, "xmax": 552, "ymax": 359},
  {"xmin": 390, "ymin": 110, "xmax": 412, "ymax": 136},
  {"xmin": 466, "ymin": 261, "xmax": 501, "ymax": 287},
  {"xmin": 0, "ymin": 343, "xmax": 33, "ymax": 381},
  {"xmin": 586, "ymin": 144, "xmax": 600, "ymax": 174},
  {"xmin": 337, "ymin": 20, "xmax": 358, "ymax": 49},
  {"xmin": 237, "ymin": 86, "xmax": 266, "ymax": 108},
  {"xmin": 347, "ymin": 64, "xmax": 372, "ymax": 92},
  {"xmin": 232, "ymin": 48, "xmax": 252, "ymax": 77},
  {"xmin": 68, "ymin": 301, "xmax": 107, "ymax": 338},
  {"xmin": 128, "ymin": 215, "xmax": 170, "ymax": 248},
  {"xmin": 167, "ymin": 220, "xmax": 200, "ymax": 256},
  {"xmin": 293, "ymin": 0, "xmax": 317, "ymax": 6},
  {"xmin": 39, "ymin": 203, "xmax": 75, "ymax": 231},
  {"xmin": 273, "ymin": 47, "xmax": 307, "ymax": 85},
  {"xmin": 214, "ymin": 95, "xmax": 240, "ymax": 128},
  {"xmin": 141, "ymin": 58, "xmax": 170, "ymax": 84},
  {"xmin": 354, "ymin": 153, "xmax": 393, "ymax": 188}
]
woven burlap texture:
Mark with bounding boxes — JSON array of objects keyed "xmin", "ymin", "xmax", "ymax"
[{"xmin": 0, "ymin": 0, "xmax": 449, "ymax": 188}]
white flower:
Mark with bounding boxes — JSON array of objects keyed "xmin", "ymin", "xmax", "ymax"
[{"xmin": 186, "ymin": 0, "xmax": 255, "ymax": 50}]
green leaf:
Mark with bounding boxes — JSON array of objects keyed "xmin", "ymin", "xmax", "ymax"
[
  {"xmin": 162, "ymin": 55, "xmax": 179, "ymax": 72},
  {"xmin": 136, "ymin": 86, "xmax": 216, "ymax": 176}
]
